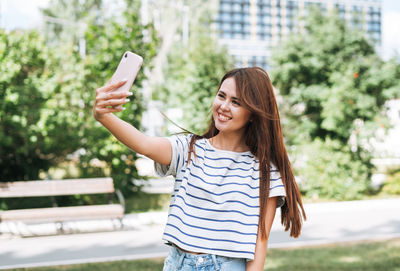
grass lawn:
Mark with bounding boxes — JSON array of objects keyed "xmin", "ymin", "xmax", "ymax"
[
  {"xmin": 265, "ymin": 238, "xmax": 400, "ymax": 271},
  {"xmin": 9, "ymin": 238, "xmax": 400, "ymax": 271}
]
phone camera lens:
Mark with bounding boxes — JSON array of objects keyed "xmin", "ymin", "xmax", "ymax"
[{"xmin": 124, "ymin": 53, "xmax": 127, "ymax": 58}]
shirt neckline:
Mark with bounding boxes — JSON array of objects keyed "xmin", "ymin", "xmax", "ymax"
[{"xmin": 205, "ymin": 138, "xmax": 253, "ymax": 156}]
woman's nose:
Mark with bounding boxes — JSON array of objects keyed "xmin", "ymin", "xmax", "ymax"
[{"xmin": 220, "ymin": 100, "xmax": 230, "ymax": 110}]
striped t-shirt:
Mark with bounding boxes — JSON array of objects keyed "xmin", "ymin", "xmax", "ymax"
[{"xmin": 154, "ymin": 134, "xmax": 286, "ymax": 260}]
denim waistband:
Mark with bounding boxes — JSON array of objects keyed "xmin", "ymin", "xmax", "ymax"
[{"xmin": 168, "ymin": 245, "xmax": 244, "ymax": 270}]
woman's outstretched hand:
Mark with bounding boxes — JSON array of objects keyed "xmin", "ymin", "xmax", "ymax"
[{"xmin": 93, "ymin": 80, "xmax": 132, "ymax": 121}]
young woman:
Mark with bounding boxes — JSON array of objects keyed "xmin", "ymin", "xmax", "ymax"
[{"xmin": 93, "ymin": 67, "xmax": 306, "ymax": 271}]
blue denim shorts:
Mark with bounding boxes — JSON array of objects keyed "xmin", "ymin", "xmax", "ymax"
[{"xmin": 162, "ymin": 245, "xmax": 246, "ymax": 271}]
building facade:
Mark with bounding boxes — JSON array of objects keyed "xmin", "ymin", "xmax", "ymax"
[{"xmin": 214, "ymin": 0, "xmax": 382, "ymax": 68}]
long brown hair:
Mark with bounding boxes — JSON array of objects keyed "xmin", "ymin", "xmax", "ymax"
[{"xmin": 187, "ymin": 67, "xmax": 306, "ymax": 239}]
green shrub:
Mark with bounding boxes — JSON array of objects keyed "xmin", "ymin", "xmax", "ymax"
[
  {"xmin": 0, "ymin": 1, "xmax": 158, "ymax": 199},
  {"xmin": 295, "ymin": 139, "xmax": 371, "ymax": 200},
  {"xmin": 0, "ymin": 30, "xmax": 61, "ymax": 181},
  {"xmin": 382, "ymin": 169, "xmax": 400, "ymax": 195}
]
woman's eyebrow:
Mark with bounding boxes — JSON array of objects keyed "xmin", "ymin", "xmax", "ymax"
[{"xmin": 218, "ymin": 90, "xmax": 239, "ymax": 100}]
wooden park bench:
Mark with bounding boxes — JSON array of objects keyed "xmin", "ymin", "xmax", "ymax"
[{"xmin": 0, "ymin": 177, "xmax": 125, "ymax": 235}]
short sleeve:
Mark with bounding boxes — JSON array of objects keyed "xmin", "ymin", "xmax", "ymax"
[
  {"xmin": 269, "ymin": 165, "xmax": 286, "ymax": 208},
  {"xmin": 154, "ymin": 134, "xmax": 191, "ymax": 178}
]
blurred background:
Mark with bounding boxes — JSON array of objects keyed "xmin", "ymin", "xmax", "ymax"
[{"xmin": 0, "ymin": 0, "xmax": 399, "ymax": 215}]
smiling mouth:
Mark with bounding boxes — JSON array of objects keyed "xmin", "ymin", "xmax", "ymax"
[{"xmin": 217, "ymin": 113, "xmax": 232, "ymax": 121}]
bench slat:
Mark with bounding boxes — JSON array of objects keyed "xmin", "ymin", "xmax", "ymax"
[
  {"xmin": 0, "ymin": 178, "xmax": 114, "ymax": 198},
  {"xmin": 0, "ymin": 204, "xmax": 124, "ymax": 222}
]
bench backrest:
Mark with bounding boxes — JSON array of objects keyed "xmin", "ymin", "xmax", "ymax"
[{"xmin": 0, "ymin": 178, "xmax": 115, "ymax": 198}]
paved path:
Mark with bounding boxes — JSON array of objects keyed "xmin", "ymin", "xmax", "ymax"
[{"xmin": 1, "ymin": 198, "xmax": 399, "ymax": 270}]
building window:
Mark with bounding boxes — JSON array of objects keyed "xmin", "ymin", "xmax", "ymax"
[
  {"xmin": 242, "ymin": 4, "xmax": 250, "ymax": 13},
  {"xmin": 244, "ymin": 23, "xmax": 250, "ymax": 33},
  {"xmin": 233, "ymin": 12, "xmax": 242, "ymax": 22},
  {"xmin": 223, "ymin": 22, "xmax": 231, "ymax": 31},
  {"xmin": 221, "ymin": 3, "xmax": 231, "ymax": 12},
  {"xmin": 221, "ymin": 12, "xmax": 230, "ymax": 22},
  {"xmin": 233, "ymin": 23, "xmax": 242, "ymax": 31},
  {"xmin": 263, "ymin": 15, "xmax": 271, "ymax": 24},
  {"xmin": 234, "ymin": 32, "xmax": 242, "ymax": 39},
  {"xmin": 222, "ymin": 32, "xmax": 232, "ymax": 39}
]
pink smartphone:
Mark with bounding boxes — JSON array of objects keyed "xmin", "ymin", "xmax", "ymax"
[{"xmin": 108, "ymin": 51, "xmax": 143, "ymax": 93}]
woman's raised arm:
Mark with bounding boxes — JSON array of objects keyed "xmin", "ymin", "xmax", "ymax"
[{"xmin": 93, "ymin": 80, "xmax": 172, "ymax": 165}]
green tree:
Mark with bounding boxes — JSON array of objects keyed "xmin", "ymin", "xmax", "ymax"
[
  {"xmin": 157, "ymin": 22, "xmax": 234, "ymax": 134},
  {"xmin": 0, "ymin": 30, "xmax": 65, "ymax": 181},
  {"xmin": 271, "ymin": 11, "xmax": 400, "ymax": 199},
  {"xmin": 0, "ymin": 29, "xmax": 92, "ymax": 183},
  {"xmin": 40, "ymin": 0, "xmax": 102, "ymax": 48},
  {"xmin": 0, "ymin": 0, "xmax": 158, "ymax": 196},
  {"xmin": 38, "ymin": 0, "xmax": 158, "ymax": 195},
  {"xmin": 79, "ymin": 0, "xmax": 158, "ymax": 194},
  {"xmin": 39, "ymin": 0, "xmax": 157, "ymax": 193}
]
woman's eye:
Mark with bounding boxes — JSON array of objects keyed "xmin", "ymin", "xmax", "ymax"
[
  {"xmin": 232, "ymin": 100, "xmax": 240, "ymax": 106},
  {"xmin": 217, "ymin": 93, "xmax": 224, "ymax": 98}
]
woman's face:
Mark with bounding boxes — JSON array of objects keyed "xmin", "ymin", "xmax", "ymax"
[{"xmin": 212, "ymin": 77, "xmax": 252, "ymax": 136}]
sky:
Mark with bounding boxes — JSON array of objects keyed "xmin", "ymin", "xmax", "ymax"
[{"xmin": 0, "ymin": 0, "xmax": 399, "ymax": 59}]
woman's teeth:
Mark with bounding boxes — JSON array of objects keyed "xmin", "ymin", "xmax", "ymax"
[{"xmin": 219, "ymin": 114, "xmax": 230, "ymax": 121}]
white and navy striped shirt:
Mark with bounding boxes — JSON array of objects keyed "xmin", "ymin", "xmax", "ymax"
[{"xmin": 154, "ymin": 134, "xmax": 286, "ymax": 260}]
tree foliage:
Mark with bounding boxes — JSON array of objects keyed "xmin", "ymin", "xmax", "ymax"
[
  {"xmin": 272, "ymin": 11, "xmax": 399, "ymax": 145},
  {"xmin": 0, "ymin": 31, "xmax": 91, "ymax": 182},
  {"xmin": 156, "ymin": 19, "xmax": 234, "ymax": 134},
  {"xmin": 271, "ymin": 10, "xmax": 400, "ymax": 199},
  {"xmin": 294, "ymin": 139, "xmax": 370, "ymax": 200},
  {"xmin": 0, "ymin": 0, "xmax": 158, "ymax": 198},
  {"xmin": 80, "ymin": 0, "xmax": 158, "ymax": 194},
  {"xmin": 0, "ymin": 30, "xmax": 59, "ymax": 180},
  {"xmin": 382, "ymin": 168, "xmax": 400, "ymax": 195}
]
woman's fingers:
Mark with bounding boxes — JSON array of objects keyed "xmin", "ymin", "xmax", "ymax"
[
  {"xmin": 97, "ymin": 97, "xmax": 130, "ymax": 108},
  {"xmin": 94, "ymin": 105, "xmax": 125, "ymax": 115},
  {"xmin": 96, "ymin": 89, "xmax": 133, "ymax": 103},
  {"xmin": 113, "ymin": 105, "xmax": 124, "ymax": 110},
  {"xmin": 93, "ymin": 80, "xmax": 131, "ymax": 120}
]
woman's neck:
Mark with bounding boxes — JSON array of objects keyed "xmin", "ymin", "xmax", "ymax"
[{"xmin": 210, "ymin": 132, "xmax": 249, "ymax": 152}]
